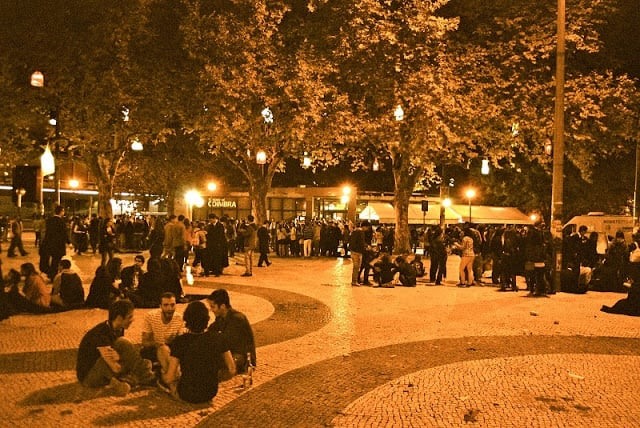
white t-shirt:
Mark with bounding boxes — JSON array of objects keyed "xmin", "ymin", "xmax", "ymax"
[{"xmin": 142, "ymin": 309, "xmax": 184, "ymax": 346}]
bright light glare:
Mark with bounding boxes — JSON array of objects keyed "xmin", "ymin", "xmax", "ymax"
[
  {"xmin": 69, "ymin": 179, "xmax": 80, "ymax": 189},
  {"xmin": 481, "ymin": 159, "xmax": 490, "ymax": 175},
  {"xmin": 30, "ymin": 71, "xmax": 44, "ymax": 87},
  {"xmin": 40, "ymin": 145, "xmax": 55, "ymax": 176},
  {"xmin": 131, "ymin": 138, "xmax": 143, "ymax": 151},
  {"xmin": 394, "ymin": 105, "xmax": 404, "ymax": 121},
  {"xmin": 442, "ymin": 198, "xmax": 452, "ymax": 208},
  {"xmin": 185, "ymin": 190, "xmax": 204, "ymax": 207},
  {"xmin": 207, "ymin": 181, "xmax": 217, "ymax": 192},
  {"xmin": 261, "ymin": 107, "xmax": 274, "ymax": 124},
  {"xmin": 465, "ymin": 188, "xmax": 476, "ymax": 199},
  {"xmin": 256, "ymin": 150, "xmax": 267, "ymax": 165}
]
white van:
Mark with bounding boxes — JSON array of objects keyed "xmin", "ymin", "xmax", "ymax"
[{"xmin": 563, "ymin": 212, "xmax": 635, "ymax": 254}]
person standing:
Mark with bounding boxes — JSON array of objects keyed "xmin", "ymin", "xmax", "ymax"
[
  {"xmin": 99, "ymin": 217, "xmax": 116, "ymax": 267},
  {"xmin": 302, "ymin": 221, "xmax": 313, "ymax": 258},
  {"xmin": 457, "ymin": 228, "xmax": 476, "ymax": 287},
  {"xmin": 349, "ymin": 222, "xmax": 366, "ymax": 286},
  {"xmin": 7, "ymin": 216, "xmax": 28, "ymax": 257},
  {"xmin": 76, "ymin": 299, "xmax": 156, "ymax": 396},
  {"xmin": 88, "ymin": 214, "xmax": 100, "ymax": 254},
  {"xmin": 40, "ymin": 205, "xmax": 68, "ymax": 280},
  {"xmin": 256, "ymin": 220, "xmax": 272, "ymax": 267},
  {"xmin": 429, "ymin": 226, "xmax": 447, "ymax": 285},
  {"xmin": 163, "ymin": 215, "xmax": 186, "ymax": 267},
  {"xmin": 204, "ymin": 214, "xmax": 227, "ymax": 277},
  {"xmin": 241, "ymin": 215, "xmax": 258, "ymax": 277}
]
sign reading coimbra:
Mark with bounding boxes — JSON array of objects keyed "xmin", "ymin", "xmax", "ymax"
[{"xmin": 208, "ymin": 198, "xmax": 237, "ymax": 208}]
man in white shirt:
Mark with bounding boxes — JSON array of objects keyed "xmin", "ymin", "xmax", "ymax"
[{"xmin": 141, "ymin": 292, "xmax": 184, "ymax": 375}]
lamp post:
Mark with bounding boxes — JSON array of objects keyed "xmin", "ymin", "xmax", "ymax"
[
  {"xmin": 31, "ymin": 70, "xmax": 61, "ymax": 207},
  {"xmin": 550, "ymin": 0, "xmax": 566, "ymax": 293},
  {"xmin": 465, "ymin": 188, "xmax": 476, "ymax": 223}
]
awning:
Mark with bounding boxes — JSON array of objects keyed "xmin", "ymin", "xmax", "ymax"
[
  {"xmin": 450, "ymin": 205, "xmax": 533, "ymax": 225},
  {"xmin": 358, "ymin": 202, "xmax": 396, "ymax": 223},
  {"xmin": 408, "ymin": 203, "xmax": 462, "ymax": 225}
]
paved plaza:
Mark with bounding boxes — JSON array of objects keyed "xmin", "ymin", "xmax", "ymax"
[{"xmin": 1, "ymin": 236, "xmax": 640, "ymax": 427}]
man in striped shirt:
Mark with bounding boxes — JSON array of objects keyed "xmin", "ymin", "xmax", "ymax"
[{"xmin": 141, "ymin": 292, "xmax": 184, "ymax": 376}]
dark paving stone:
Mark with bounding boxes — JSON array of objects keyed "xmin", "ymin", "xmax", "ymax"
[
  {"xmin": 198, "ymin": 335, "xmax": 640, "ymax": 427},
  {"xmin": 0, "ymin": 283, "xmax": 331, "ymax": 374}
]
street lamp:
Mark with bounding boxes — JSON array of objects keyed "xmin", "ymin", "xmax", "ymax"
[
  {"xmin": 207, "ymin": 181, "xmax": 218, "ymax": 192},
  {"xmin": 394, "ymin": 105, "xmax": 404, "ymax": 121},
  {"xmin": 185, "ymin": 189, "xmax": 204, "ymax": 221},
  {"xmin": 465, "ymin": 188, "xmax": 476, "ymax": 223},
  {"xmin": 256, "ymin": 150, "xmax": 267, "ymax": 165},
  {"xmin": 31, "ymin": 70, "xmax": 61, "ymax": 206},
  {"xmin": 481, "ymin": 159, "xmax": 490, "ymax": 175},
  {"xmin": 302, "ymin": 152, "xmax": 312, "ymax": 168},
  {"xmin": 130, "ymin": 137, "xmax": 143, "ymax": 151}
]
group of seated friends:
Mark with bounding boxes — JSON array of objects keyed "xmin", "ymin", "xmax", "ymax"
[
  {"xmin": 369, "ymin": 253, "xmax": 426, "ymax": 288},
  {"xmin": 0, "ymin": 255, "xmax": 185, "ymax": 318},
  {"xmin": 0, "ymin": 258, "xmax": 255, "ymax": 404},
  {"xmin": 79, "ymin": 289, "xmax": 255, "ymax": 403}
]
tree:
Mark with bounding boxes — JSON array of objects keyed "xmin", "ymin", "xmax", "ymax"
[
  {"xmin": 0, "ymin": 0, "xmax": 206, "ymax": 218},
  {"xmin": 180, "ymin": 0, "xmax": 346, "ymax": 224}
]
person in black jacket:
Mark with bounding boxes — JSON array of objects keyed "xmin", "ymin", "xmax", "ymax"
[
  {"xmin": 86, "ymin": 258, "xmax": 123, "ymax": 309},
  {"xmin": 206, "ymin": 289, "xmax": 256, "ymax": 373},
  {"xmin": 40, "ymin": 205, "xmax": 68, "ymax": 280},
  {"xmin": 257, "ymin": 220, "xmax": 272, "ymax": 267}
]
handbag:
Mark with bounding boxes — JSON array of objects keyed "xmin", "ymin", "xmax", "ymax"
[{"xmin": 629, "ymin": 243, "xmax": 640, "ymax": 263}]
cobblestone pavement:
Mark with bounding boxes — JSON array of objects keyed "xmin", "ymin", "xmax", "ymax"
[{"xmin": 1, "ymin": 237, "xmax": 640, "ymax": 427}]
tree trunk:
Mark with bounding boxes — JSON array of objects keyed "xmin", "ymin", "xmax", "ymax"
[
  {"xmin": 96, "ymin": 180, "xmax": 114, "ymax": 219},
  {"xmin": 85, "ymin": 153, "xmax": 120, "ymax": 219},
  {"xmin": 393, "ymin": 174, "xmax": 412, "ymax": 255},
  {"xmin": 166, "ymin": 186, "xmax": 176, "ymax": 216},
  {"xmin": 391, "ymin": 147, "xmax": 422, "ymax": 255},
  {"xmin": 249, "ymin": 175, "xmax": 269, "ymax": 225}
]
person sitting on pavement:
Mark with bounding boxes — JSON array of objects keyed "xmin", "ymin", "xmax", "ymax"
[
  {"xmin": 127, "ymin": 258, "xmax": 164, "ymax": 308},
  {"xmin": 16, "ymin": 262, "xmax": 51, "ymax": 312},
  {"xmin": 394, "ymin": 256, "xmax": 417, "ymax": 287},
  {"xmin": 206, "ymin": 289, "xmax": 256, "ymax": 372},
  {"xmin": 140, "ymin": 292, "xmax": 184, "ymax": 376},
  {"xmin": 50, "ymin": 259, "xmax": 85, "ymax": 310},
  {"xmin": 372, "ymin": 253, "xmax": 396, "ymax": 288},
  {"xmin": 159, "ymin": 257, "xmax": 185, "ymax": 299},
  {"xmin": 85, "ymin": 257, "xmax": 123, "ymax": 309},
  {"xmin": 0, "ymin": 264, "xmax": 17, "ymax": 320},
  {"xmin": 411, "ymin": 254, "xmax": 426, "ymax": 278},
  {"xmin": 76, "ymin": 299, "xmax": 156, "ymax": 396},
  {"xmin": 160, "ymin": 300, "xmax": 236, "ymax": 403},
  {"xmin": 120, "ymin": 254, "xmax": 145, "ymax": 294}
]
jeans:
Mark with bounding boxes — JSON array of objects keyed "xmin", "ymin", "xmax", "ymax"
[
  {"xmin": 244, "ymin": 249, "xmax": 254, "ymax": 274},
  {"xmin": 351, "ymin": 251, "xmax": 362, "ymax": 284},
  {"xmin": 82, "ymin": 337, "xmax": 153, "ymax": 388}
]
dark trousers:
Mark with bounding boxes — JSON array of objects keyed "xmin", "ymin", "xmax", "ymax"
[
  {"xmin": 7, "ymin": 235, "xmax": 27, "ymax": 256},
  {"xmin": 430, "ymin": 252, "xmax": 447, "ymax": 284},
  {"xmin": 257, "ymin": 252, "xmax": 270, "ymax": 266}
]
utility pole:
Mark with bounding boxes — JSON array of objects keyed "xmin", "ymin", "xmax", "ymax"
[{"xmin": 550, "ymin": 0, "xmax": 566, "ymax": 293}]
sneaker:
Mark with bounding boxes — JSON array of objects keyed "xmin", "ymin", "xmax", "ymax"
[
  {"xmin": 241, "ymin": 272, "xmax": 252, "ymax": 277},
  {"xmin": 108, "ymin": 377, "xmax": 131, "ymax": 397},
  {"xmin": 351, "ymin": 283, "xmax": 360, "ymax": 287}
]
